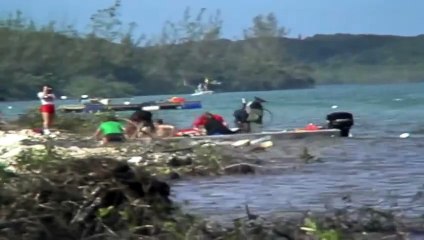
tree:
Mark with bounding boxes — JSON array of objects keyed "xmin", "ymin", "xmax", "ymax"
[{"xmin": 89, "ymin": 0, "xmax": 123, "ymax": 42}]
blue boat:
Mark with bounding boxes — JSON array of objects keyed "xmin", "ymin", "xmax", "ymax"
[{"xmin": 58, "ymin": 100, "xmax": 202, "ymax": 113}]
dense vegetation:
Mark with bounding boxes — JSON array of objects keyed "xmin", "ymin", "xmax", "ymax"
[
  {"xmin": 0, "ymin": 1, "xmax": 423, "ymax": 100},
  {"xmin": 287, "ymin": 34, "xmax": 424, "ymax": 84}
]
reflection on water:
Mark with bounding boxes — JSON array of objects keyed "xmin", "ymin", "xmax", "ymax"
[{"xmin": 172, "ymin": 138, "xmax": 424, "ymax": 219}]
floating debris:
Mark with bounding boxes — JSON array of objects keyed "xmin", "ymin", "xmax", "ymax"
[{"xmin": 399, "ymin": 133, "xmax": 410, "ymax": 138}]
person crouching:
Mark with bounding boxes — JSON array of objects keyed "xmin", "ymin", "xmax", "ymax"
[
  {"xmin": 203, "ymin": 112, "xmax": 237, "ymax": 135},
  {"xmin": 154, "ymin": 119, "xmax": 177, "ymax": 138},
  {"xmin": 93, "ymin": 116, "xmax": 125, "ymax": 145}
]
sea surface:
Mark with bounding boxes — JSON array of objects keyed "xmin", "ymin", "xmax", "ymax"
[{"xmin": 1, "ymin": 83, "xmax": 424, "ymax": 220}]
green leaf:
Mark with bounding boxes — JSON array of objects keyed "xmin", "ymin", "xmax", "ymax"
[{"xmin": 97, "ymin": 205, "xmax": 114, "ymax": 218}]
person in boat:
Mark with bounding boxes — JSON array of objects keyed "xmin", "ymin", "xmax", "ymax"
[
  {"xmin": 193, "ymin": 112, "xmax": 227, "ymax": 130},
  {"xmin": 203, "ymin": 78, "xmax": 209, "ymax": 91},
  {"xmin": 93, "ymin": 115, "xmax": 125, "ymax": 145},
  {"xmin": 197, "ymin": 83, "xmax": 203, "ymax": 92},
  {"xmin": 203, "ymin": 112, "xmax": 238, "ymax": 135},
  {"xmin": 125, "ymin": 110, "xmax": 156, "ymax": 138},
  {"xmin": 37, "ymin": 84, "xmax": 56, "ymax": 135},
  {"xmin": 154, "ymin": 119, "xmax": 177, "ymax": 138}
]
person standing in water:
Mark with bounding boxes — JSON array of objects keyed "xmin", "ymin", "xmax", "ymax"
[
  {"xmin": 233, "ymin": 98, "xmax": 250, "ymax": 133},
  {"xmin": 245, "ymin": 97, "xmax": 266, "ymax": 132},
  {"xmin": 37, "ymin": 85, "xmax": 56, "ymax": 135}
]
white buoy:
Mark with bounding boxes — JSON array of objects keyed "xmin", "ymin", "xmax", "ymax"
[
  {"xmin": 124, "ymin": 101, "xmax": 130, "ymax": 105},
  {"xmin": 7, "ymin": 106, "xmax": 12, "ymax": 109},
  {"xmin": 331, "ymin": 105, "xmax": 338, "ymax": 109},
  {"xmin": 393, "ymin": 98, "xmax": 402, "ymax": 101},
  {"xmin": 60, "ymin": 96, "xmax": 68, "ymax": 100},
  {"xmin": 399, "ymin": 133, "xmax": 410, "ymax": 138}
]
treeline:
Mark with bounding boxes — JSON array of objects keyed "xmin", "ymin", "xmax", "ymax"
[
  {"xmin": 1, "ymin": 1, "xmax": 423, "ymax": 100},
  {"xmin": 286, "ymin": 34, "xmax": 424, "ymax": 84},
  {"xmin": 0, "ymin": 1, "xmax": 313, "ymax": 100}
]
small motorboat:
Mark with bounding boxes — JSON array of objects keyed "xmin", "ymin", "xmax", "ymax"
[
  {"xmin": 191, "ymin": 78, "xmax": 216, "ymax": 96},
  {"xmin": 169, "ymin": 112, "xmax": 354, "ymax": 141},
  {"xmin": 191, "ymin": 90, "xmax": 214, "ymax": 96},
  {"xmin": 169, "ymin": 128, "xmax": 342, "ymax": 141}
]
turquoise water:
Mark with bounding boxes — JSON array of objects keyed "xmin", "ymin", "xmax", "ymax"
[
  {"xmin": 2, "ymin": 83, "xmax": 424, "ymax": 138},
  {"xmin": 2, "ymin": 83, "xmax": 424, "ymax": 218}
]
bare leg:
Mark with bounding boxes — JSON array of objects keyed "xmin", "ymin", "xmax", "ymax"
[
  {"xmin": 47, "ymin": 113, "xmax": 54, "ymax": 129},
  {"xmin": 41, "ymin": 112, "xmax": 49, "ymax": 129}
]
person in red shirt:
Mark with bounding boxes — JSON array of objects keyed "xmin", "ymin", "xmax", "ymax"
[{"xmin": 193, "ymin": 112, "xmax": 227, "ymax": 129}]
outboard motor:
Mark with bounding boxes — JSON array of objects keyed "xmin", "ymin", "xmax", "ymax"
[{"xmin": 326, "ymin": 112, "xmax": 354, "ymax": 137}]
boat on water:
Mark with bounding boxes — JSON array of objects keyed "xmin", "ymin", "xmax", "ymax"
[
  {"xmin": 168, "ymin": 112, "xmax": 354, "ymax": 142},
  {"xmin": 191, "ymin": 90, "xmax": 214, "ymax": 96},
  {"xmin": 190, "ymin": 77, "xmax": 220, "ymax": 96},
  {"xmin": 58, "ymin": 97, "xmax": 202, "ymax": 113},
  {"xmin": 168, "ymin": 128, "xmax": 341, "ymax": 142}
]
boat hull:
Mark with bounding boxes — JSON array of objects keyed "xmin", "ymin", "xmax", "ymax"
[
  {"xmin": 191, "ymin": 90, "xmax": 214, "ymax": 96},
  {"xmin": 58, "ymin": 100, "xmax": 202, "ymax": 113},
  {"xmin": 166, "ymin": 129, "xmax": 341, "ymax": 141}
]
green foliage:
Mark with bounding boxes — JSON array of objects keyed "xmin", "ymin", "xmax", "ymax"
[
  {"xmin": 14, "ymin": 145, "xmax": 62, "ymax": 172},
  {"xmin": 2, "ymin": 2, "xmax": 422, "ymax": 101},
  {"xmin": 285, "ymin": 34, "xmax": 424, "ymax": 83},
  {"xmin": 0, "ymin": 3, "xmax": 314, "ymax": 100},
  {"xmin": 302, "ymin": 217, "xmax": 342, "ymax": 240},
  {"xmin": 13, "ymin": 108, "xmax": 118, "ymax": 133},
  {"xmin": 64, "ymin": 75, "xmax": 136, "ymax": 97}
]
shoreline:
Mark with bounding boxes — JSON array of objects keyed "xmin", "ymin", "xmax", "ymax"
[{"xmin": 1, "ymin": 128, "xmax": 423, "ymax": 239}]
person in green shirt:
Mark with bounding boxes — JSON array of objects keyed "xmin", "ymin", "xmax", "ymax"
[{"xmin": 93, "ymin": 116, "xmax": 125, "ymax": 145}]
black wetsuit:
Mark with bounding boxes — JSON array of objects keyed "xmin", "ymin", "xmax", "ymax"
[
  {"xmin": 233, "ymin": 106, "xmax": 249, "ymax": 124},
  {"xmin": 204, "ymin": 117, "xmax": 236, "ymax": 135}
]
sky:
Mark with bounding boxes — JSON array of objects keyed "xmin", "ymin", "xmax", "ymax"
[{"xmin": 1, "ymin": 0, "xmax": 423, "ymax": 39}]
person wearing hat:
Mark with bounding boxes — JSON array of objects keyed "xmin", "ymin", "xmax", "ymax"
[{"xmin": 244, "ymin": 97, "xmax": 267, "ymax": 133}]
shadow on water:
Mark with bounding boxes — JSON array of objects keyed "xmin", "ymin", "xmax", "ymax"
[{"xmin": 172, "ymin": 137, "xmax": 424, "ymax": 221}]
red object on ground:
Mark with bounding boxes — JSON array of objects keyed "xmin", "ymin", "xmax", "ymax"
[
  {"xmin": 32, "ymin": 128, "xmax": 44, "ymax": 134},
  {"xmin": 168, "ymin": 96, "xmax": 186, "ymax": 103},
  {"xmin": 175, "ymin": 128, "xmax": 202, "ymax": 136},
  {"xmin": 193, "ymin": 114, "xmax": 225, "ymax": 128},
  {"xmin": 304, "ymin": 123, "xmax": 319, "ymax": 131}
]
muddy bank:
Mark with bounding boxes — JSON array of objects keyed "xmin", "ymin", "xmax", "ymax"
[{"xmin": 1, "ymin": 151, "xmax": 423, "ymax": 240}]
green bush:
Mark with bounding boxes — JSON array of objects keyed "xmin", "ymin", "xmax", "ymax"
[{"xmin": 12, "ymin": 108, "xmax": 124, "ymax": 134}]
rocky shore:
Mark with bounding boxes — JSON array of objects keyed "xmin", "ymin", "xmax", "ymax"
[
  {"xmin": 0, "ymin": 128, "xmax": 280, "ymax": 178},
  {"xmin": 1, "ymin": 129, "xmax": 423, "ymax": 239}
]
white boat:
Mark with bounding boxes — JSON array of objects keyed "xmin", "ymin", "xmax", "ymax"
[
  {"xmin": 168, "ymin": 128, "xmax": 341, "ymax": 142},
  {"xmin": 191, "ymin": 90, "xmax": 214, "ymax": 96}
]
